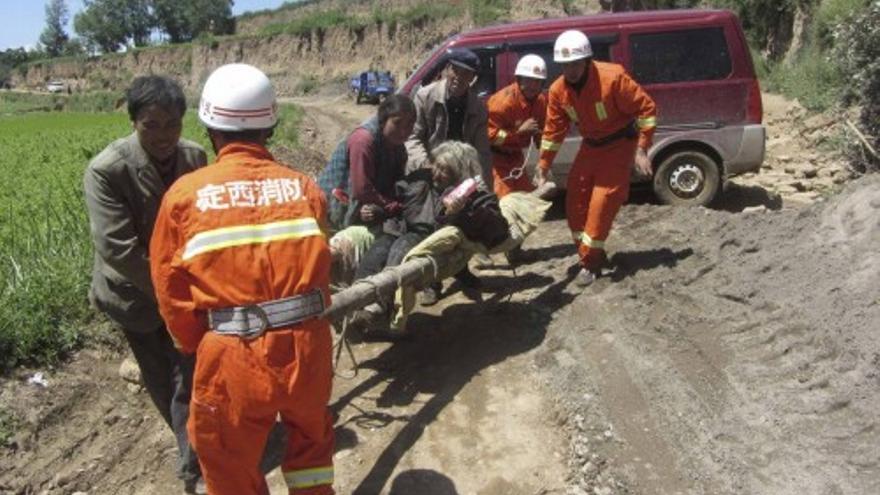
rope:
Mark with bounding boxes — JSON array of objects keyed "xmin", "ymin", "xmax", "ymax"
[
  {"xmin": 332, "ymin": 316, "xmax": 359, "ymax": 379},
  {"xmin": 500, "ymin": 143, "xmax": 533, "ymax": 183}
]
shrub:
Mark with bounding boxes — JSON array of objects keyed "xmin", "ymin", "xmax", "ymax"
[
  {"xmin": 468, "ymin": 0, "xmax": 510, "ymax": 26},
  {"xmin": 833, "ymin": 0, "xmax": 880, "ymax": 171}
]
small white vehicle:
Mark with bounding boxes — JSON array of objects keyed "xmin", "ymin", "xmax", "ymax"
[{"xmin": 46, "ymin": 81, "xmax": 65, "ymax": 93}]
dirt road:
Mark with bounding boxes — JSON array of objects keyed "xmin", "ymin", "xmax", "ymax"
[{"xmin": 2, "ymin": 93, "xmax": 877, "ymax": 495}]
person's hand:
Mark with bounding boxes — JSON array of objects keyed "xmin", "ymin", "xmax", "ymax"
[
  {"xmin": 534, "ymin": 167, "xmax": 551, "ymax": 188},
  {"xmin": 445, "ymin": 195, "xmax": 467, "ymax": 214},
  {"xmin": 517, "ymin": 118, "xmax": 540, "ymax": 136},
  {"xmin": 634, "ymin": 148, "xmax": 652, "ymax": 177},
  {"xmin": 359, "ymin": 204, "xmax": 382, "ymax": 223}
]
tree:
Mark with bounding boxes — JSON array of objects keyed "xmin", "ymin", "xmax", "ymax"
[
  {"xmin": 39, "ymin": 0, "xmax": 70, "ymax": 57},
  {"xmin": 152, "ymin": 0, "xmax": 234, "ymax": 43},
  {"xmin": 0, "ymin": 48, "xmax": 41, "ymax": 87},
  {"xmin": 188, "ymin": 0, "xmax": 235, "ymax": 37},
  {"xmin": 74, "ymin": 0, "xmax": 129, "ymax": 53},
  {"xmin": 152, "ymin": 0, "xmax": 190, "ymax": 43},
  {"xmin": 127, "ymin": 0, "xmax": 155, "ymax": 47}
]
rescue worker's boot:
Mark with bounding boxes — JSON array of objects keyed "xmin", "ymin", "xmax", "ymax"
[
  {"xmin": 574, "ymin": 268, "xmax": 598, "ymax": 288},
  {"xmin": 183, "ymin": 477, "xmax": 207, "ymax": 495}
]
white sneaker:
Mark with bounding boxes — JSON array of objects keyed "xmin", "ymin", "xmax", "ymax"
[{"xmin": 575, "ymin": 268, "xmax": 597, "ymax": 287}]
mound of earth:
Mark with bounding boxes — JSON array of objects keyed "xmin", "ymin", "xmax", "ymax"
[{"xmin": 2, "ymin": 94, "xmax": 877, "ymax": 495}]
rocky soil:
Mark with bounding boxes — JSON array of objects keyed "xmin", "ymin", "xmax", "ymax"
[{"xmin": 2, "ymin": 92, "xmax": 878, "ymax": 495}]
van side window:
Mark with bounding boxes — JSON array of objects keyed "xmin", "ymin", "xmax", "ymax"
[
  {"xmin": 630, "ymin": 28, "xmax": 731, "ymax": 84},
  {"xmin": 472, "ymin": 48, "xmax": 499, "ymax": 98}
]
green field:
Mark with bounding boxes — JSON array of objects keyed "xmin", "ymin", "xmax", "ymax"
[{"xmin": 0, "ymin": 104, "xmax": 303, "ymax": 371}]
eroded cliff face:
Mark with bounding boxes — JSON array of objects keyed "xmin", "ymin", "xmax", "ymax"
[
  {"xmin": 12, "ymin": 13, "xmax": 468, "ymax": 95},
  {"xmin": 11, "ymin": 0, "xmax": 606, "ymax": 96}
]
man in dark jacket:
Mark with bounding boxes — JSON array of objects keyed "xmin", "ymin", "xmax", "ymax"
[{"xmin": 83, "ymin": 75, "xmax": 207, "ymax": 494}]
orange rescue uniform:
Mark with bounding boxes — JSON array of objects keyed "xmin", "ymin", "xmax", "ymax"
[
  {"xmin": 150, "ymin": 142, "xmax": 335, "ymax": 495},
  {"xmin": 487, "ymin": 81, "xmax": 546, "ymax": 197},
  {"xmin": 538, "ymin": 61, "xmax": 656, "ymax": 271}
]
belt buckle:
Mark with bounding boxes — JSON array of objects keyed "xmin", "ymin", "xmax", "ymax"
[{"xmin": 241, "ymin": 304, "xmax": 270, "ymax": 340}]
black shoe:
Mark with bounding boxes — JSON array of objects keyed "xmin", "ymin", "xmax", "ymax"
[
  {"xmin": 504, "ymin": 246, "xmax": 526, "ymax": 265},
  {"xmin": 454, "ymin": 267, "xmax": 482, "ymax": 289}
]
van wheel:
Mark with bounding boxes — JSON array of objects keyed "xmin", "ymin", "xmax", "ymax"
[{"xmin": 653, "ymin": 151, "xmax": 720, "ymax": 206}]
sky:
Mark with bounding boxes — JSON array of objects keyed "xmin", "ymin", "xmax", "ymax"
[{"xmin": 0, "ymin": 0, "xmax": 290, "ymax": 51}]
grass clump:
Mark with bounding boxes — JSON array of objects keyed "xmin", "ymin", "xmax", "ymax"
[{"xmin": 468, "ymin": 0, "xmax": 510, "ymax": 26}]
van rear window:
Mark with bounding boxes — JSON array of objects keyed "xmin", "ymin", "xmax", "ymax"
[{"xmin": 630, "ymin": 27, "xmax": 732, "ymax": 84}]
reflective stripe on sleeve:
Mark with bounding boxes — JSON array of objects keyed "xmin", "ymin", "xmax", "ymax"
[
  {"xmin": 541, "ymin": 139, "xmax": 561, "ymax": 152},
  {"xmin": 493, "ymin": 129, "xmax": 508, "ymax": 146},
  {"xmin": 637, "ymin": 116, "xmax": 657, "ymax": 129},
  {"xmin": 283, "ymin": 466, "xmax": 334, "ymax": 489},
  {"xmin": 182, "ymin": 218, "xmax": 322, "ymax": 261},
  {"xmin": 579, "ymin": 232, "xmax": 606, "ymax": 249},
  {"xmin": 594, "ymin": 102, "xmax": 608, "ymax": 121},
  {"xmin": 563, "ymin": 105, "xmax": 579, "ymax": 123}
]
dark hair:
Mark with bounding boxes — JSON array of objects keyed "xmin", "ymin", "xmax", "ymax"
[
  {"xmin": 377, "ymin": 94, "xmax": 416, "ymax": 128},
  {"xmin": 211, "ymin": 127, "xmax": 274, "ymax": 144},
  {"xmin": 126, "ymin": 75, "xmax": 187, "ymax": 121}
]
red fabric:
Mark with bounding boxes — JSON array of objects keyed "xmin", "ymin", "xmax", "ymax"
[
  {"xmin": 347, "ymin": 127, "xmax": 403, "ymax": 216},
  {"xmin": 538, "ymin": 61, "xmax": 656, "ymax": 171},
  {"xmin": 150, "ymin": 141, "xmax": 334, "ymax": 495},
  {"xmin": 487, "ymin": 82, "xmax": 545, "ymax": 197}
]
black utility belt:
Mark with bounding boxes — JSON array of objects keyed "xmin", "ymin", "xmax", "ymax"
[{"xmin": 582, "ymin": 121, "xmax": 637, "ymax": 148}]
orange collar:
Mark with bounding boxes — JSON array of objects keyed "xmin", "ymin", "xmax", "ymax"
[{"xmin": 216, "ymin": 142, "xmax": 274, "ymax": 162}]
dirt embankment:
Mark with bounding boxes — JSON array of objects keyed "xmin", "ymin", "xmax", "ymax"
[
  {"xmin": 13, "ymin": 0, "xmax": 612, "ymax": 95},
  {"xmin": 2, "ymin": 93, "xmax": 877, "ymax": 495}
]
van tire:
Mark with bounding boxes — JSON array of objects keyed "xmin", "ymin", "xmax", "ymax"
[{"xmin": 653, "ymin": 150, "xmax": 720, "ymax": 206}]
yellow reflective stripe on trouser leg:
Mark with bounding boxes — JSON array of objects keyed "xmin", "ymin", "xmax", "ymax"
[
  {"xmin": 563, "ymin": 105, "xmax": 579, "ymax": 123},
  {"xmin": 580, "ymin": 232, "xmax": 605, "ymax": 249},
  {"xmin": 493, "ymin": 129, "xmax": 508, "ymax": 146},
  {"xmin": 637, "ymin": 116, "xmax": 657, "ymax": 129},
  {"xmin": 283, "ymin": 466, "xmax": 334, "ymax": 489},
  {"xmin": 594, "ymin": 102, "xmax": 608, "ymax": 121},
  {"xmin": 541, "ymin": 139, "xmax": 561, "ymax": 151},
  {"xmin": 182, "ymin": 218, "xmax": 323, "ymax": 261}
]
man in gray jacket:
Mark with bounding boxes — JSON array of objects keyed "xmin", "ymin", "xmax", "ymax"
[
  {"xmin": 405, "ymin": 47, "xmax": 492, "ymax": 188},
  {"xmin": 83, "ymin": 75, "xmax": 207, "ymax": 494}
]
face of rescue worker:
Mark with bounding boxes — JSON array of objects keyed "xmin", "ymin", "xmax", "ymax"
[
  {"xmin": 518, "ymin": 77, "xmax": 544, "ymax": 100},
  {"xmin": 133, "ymin": 104, "xmax": 183, "ymax": 164},
  {"xmin": 382, "ymin": 113, "xmax": 416, "ymax": 146},
  {"xmin": 445, "ymin": 64, "xmax": 476, "ymax": 99},
  {"xmin": 561, "ymin": 59, "xmax": 588, "ymax": 85}
]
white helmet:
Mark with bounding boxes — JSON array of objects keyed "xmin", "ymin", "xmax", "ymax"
[
  {"xmin": 199, "ymin": 63, "xmax": 278, "ymax": 131},
  {"xmin": 554, "ymin": 30, "xmax": 592, "ymax": 63},
  {"xmin": 514, "ymin": 54, "xmax": 547, "ymax": 80}
]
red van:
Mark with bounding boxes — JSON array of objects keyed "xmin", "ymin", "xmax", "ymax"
[{"xmin": 401, "ymin": 9, "xmax": 765, "ymax": 206}]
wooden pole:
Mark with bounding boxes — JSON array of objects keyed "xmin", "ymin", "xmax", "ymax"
[{"xmin": 322, "ymin": 181, "xmax": 557, "ymax": 322}]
